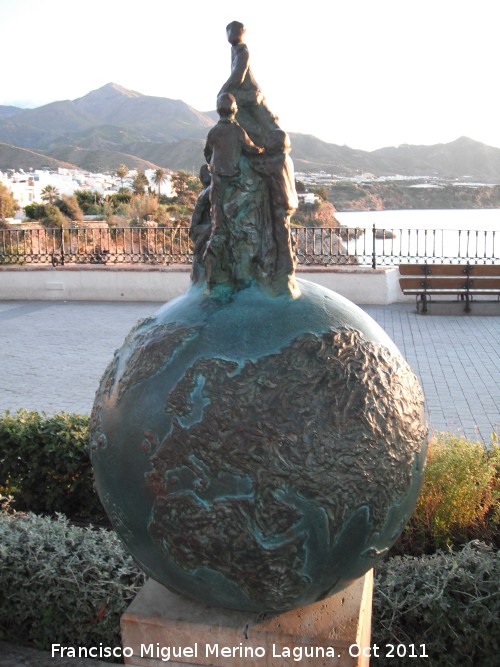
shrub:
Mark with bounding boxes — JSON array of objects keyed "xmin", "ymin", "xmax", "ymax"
[
  {"xmin": 0, "ymin": 506, "xmax": 145, "ymax": 653},
  {"xmin": 1, "ymin": 411, "xmax": 498, "ymax": 550},
  {"xmin": 373, "ymin": 541, "xmax": 500, "ymax": 667},
  {"xmin": 0, "ymin": 410, "xmax": 106, "ymax": 522},
  {"xmin": 1, "ymin": 506, "xmax": 497, "ymax": 667},
  {"xmin": 395, "ymin": 432, "xmax": 499, "ymax": 554}
]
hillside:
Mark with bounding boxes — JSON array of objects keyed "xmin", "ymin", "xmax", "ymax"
[
  {"xmin": 72, "ymin": 84, "xmax": 213, "ymax": 141},
  {"xmin": 0, "ymin": 83, "xmax": 214, "ymax": 152},
  {"xmin": 0, "ymin": 142, "xmax": 78, "ymax": 170},
  {"xmin": 369, "ymin": 137, "xmax": 500, "ymax": 180},
  {"xmin": 0, "ymin": 105, "xmax": 24, "ymax": 120},
  {"xmin": 289, "ymin": 135, "xmax": 500, "ymax": 181},
  {"xmin": 326, "ymin": 180, "xmax": 500, "ymax": 211},
  {"xmin": 45, "ymin": 145, "xmax": 159, "ymax": 173},
  {"xmin": 1, "ymin": 83, "xmax": 500, "ymax": 181}
]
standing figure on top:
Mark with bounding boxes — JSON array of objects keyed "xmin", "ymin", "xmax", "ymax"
[
  {"xmin": 255, "ymin": 129, "xmax": 298, "ymax": 283},
  {"xmin": 218, "ymin": 21, "xmax": 280, "ymax": 146}
]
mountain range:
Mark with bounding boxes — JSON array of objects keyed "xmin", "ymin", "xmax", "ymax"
[{"xmin": 1, "ymin": 82, "xmax": 500, "ymax": 181}]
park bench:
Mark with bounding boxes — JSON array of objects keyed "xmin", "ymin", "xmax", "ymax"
[{"xmin": 399, "ymin": 263, "xmax": 500, "ymax": 313}]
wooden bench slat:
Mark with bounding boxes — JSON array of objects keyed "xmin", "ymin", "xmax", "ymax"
[
  {"xmin": 402, "ymin": 290, "xmax": 470, "ymax": 296},
  {"xmin": 399, "ymin": 278, "xmax": 425, "ymax": 289},
  {"xmin": 422, "ymin": 265, "xmax": 469, "ymax": 276},
  {"xmin": 399, "ymin": 264, "xmax": 500, "ymax": 277},
  {"xmin": 469, "ymin": 265, "xmax": 500, "ymax": 277},
  {"xmin": 399, "ymin": 278, "xmax": 469, "ymax": 290},
  {"xmin": 399, "ymin": 264, "xmax": 468, "ymax": 276},
  {"xmin": 468, "ymin": 278, "xmax": 500, "ymax": 289},
  {"xmin": 398, "ymin": 264, "xmax": 426, "ymax": 275}
]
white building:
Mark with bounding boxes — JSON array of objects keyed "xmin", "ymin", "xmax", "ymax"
[
  {"xmin": 1, "ymin": 167, "xmax": 175, "ymax": 215},
  {"xmin": 1, "ymin": 168, "xmax": 85, "ymax": 206}
]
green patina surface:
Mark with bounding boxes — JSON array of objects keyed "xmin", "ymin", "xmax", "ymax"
[{"xmin": 90, "ymin": 279, "xmax": 427, "ymax": 612}]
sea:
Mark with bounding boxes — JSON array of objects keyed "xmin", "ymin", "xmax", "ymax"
[{"xmin": 333, "ymin": 208, "xmax": 500, "ymax": 264}]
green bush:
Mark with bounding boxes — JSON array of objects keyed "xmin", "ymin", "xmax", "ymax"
[
  {"xmin": 373, "ymin": 541, "xmax": 500, "ymax": 667},
  {"xmin": 0, "ymin": 410, "xmax": 106, "ymax": 522},
  {"xmin": 1, "ymin": 506, "xmax": 497, "ymax": 667},
  {"xmin": 0, "ymin": 506, "xmax": 145, "ymax": 653},
  {"xmin": 1, "ymin": 412, "xmax": 498, "ymax": 552},
  {"xmin": 395, "ymin": 432, "xmax": 499, "ymax": 555}
]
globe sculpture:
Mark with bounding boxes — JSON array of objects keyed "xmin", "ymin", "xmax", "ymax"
[{"xmin": 90, "ymin": 21, "xmax": 427, "ymax": 613}]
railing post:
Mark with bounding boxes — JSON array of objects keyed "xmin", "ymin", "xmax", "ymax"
[
  {"xmin": 60, "ymin": 227, "xmax": 65, "ymax": 265},
  {"xmin": 372, "ymin": 223, "xmax": 377, "ymax": 269}
]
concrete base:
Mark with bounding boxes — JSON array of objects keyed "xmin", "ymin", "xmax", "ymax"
[{"xmin": 121, "ymin": 571, "xmax": 373, "ymax": 667}]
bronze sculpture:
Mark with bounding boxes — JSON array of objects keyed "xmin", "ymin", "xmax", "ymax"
[
  {"xmin": 200, "ymin": 90, "xmax": 298, "ymax": 295},
  {"xmin": 218, "ymin": 21, "xmax": 280, "ymax": 146},
  {"xmin": 188, "ymin": 164, "xmax": 211, "ymax": 284},
  {"xmin": 90, "ymin": 22, "xmax": 427, "ymax": 613}
]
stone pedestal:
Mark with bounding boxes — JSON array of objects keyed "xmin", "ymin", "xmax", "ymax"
[{"xmin": 121, "ymin": 570, "xmax": 373, "ymax": 667}]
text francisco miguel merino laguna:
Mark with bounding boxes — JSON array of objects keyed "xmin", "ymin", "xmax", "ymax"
[{"xmin": 51, "ymin": 641, "xmax": 368, "ymax": 661}]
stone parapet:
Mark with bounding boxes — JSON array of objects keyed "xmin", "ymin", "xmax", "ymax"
[{"xmin": 0, "ymin": 266, "xmax": 410, "ymax": 305}]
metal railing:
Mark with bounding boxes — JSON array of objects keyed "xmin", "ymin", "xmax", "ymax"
[{"xmin": 0, "ymin": 225, "xmax": 498, "ymax": 267}]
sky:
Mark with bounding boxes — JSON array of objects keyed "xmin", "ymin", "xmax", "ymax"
[{"xmin": 1, "ymin": 0, "xmax": 499, "ymax": 152}]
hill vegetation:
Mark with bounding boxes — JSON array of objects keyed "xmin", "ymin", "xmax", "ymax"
[
  {"xmin": 325, "ymin": 180, "xmax": 500, "ymax": 211},
  {"xmin": 0, "ymin": 142, "xmax": 77, "ymax": 171}
]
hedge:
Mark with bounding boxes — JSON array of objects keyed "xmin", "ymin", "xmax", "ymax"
[
  {"xmin": 0, "ymin": 410, "xmax": 106, "ymax": 522},
  {"xmin": 373, "ymin": 541, "xmax": 500, "ymax": 666},
  {"xmin": 0, "ymin": 507, "xmax": 498, "ymax": 667},
  {"xmin": 0, "ymin": 507, "xmax": 145, "ymax": 653},
  {"xmin": 1, "ymin": 411, "xmax": 498, "ymax": 553}
]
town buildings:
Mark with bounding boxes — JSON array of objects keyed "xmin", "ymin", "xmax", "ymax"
[{"xmin": 0, "ymin": 168, "xmax": 173, "ymax": 220}]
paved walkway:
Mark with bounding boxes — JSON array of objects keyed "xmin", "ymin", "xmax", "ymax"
[{"xmin": 0, "ymin": 300, "xmax": 498, "ymax": 441}]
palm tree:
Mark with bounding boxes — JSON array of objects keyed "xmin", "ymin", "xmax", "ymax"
[
  {"xmin": 152, "ymin": 168, "xmax": 168, "ymax": 197},
  {"xmin": 131, "ymin": 171, "xmax": 149, "ymax": 195},
  {"xmin": 40, "ymin": 185, "xmax": 60, "ymax": 205}
]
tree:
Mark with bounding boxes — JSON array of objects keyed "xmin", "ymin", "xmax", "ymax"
[
  {"xmin": 170, "ymin": 170, "xmax": 201, "ymax": 207},
  {"xmin": 0, "ymin": 183, "xmax": 19, "ymax": 222},
  {"xmin": 129, "ymin": 194, "xmax": 159, "ymax": 224},
  {"xmin": 40, "ymin": 204, "xmax": 67, "ymax": 229},
  {"xmin": 40, "ymin": 185, "xmax": 60, "ymax": 205},
  {"xmin": 312, "ymin": 186, "xmax": 329, "ymax": 201},
  {"xmin": 116, "ymin": 164, "xmax": 129, "ymax": 188},
  {"xmin": 74, "ymin": 189, "xmax": 102, "ymax": 214},
  {"xmin": 113, "ymin": 188, "xmax": 132, "ymax": 204},
  {"xmin": 152, "ymin": 168, "xmax": 168, "ymax": 196},
  {"xmin": 131, "ymin": 171, "xmax": 149, "ymax": 195},
  {"xmin": 56, "ymin": 195, "xmax": 84, "ymax": 223},
  {"xmin": 24, "ymin": 203, "xmax": 47, "ymax": 220}
]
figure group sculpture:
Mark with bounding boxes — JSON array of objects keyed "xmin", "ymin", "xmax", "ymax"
[{"xmin": 190, "ymin": 21, "xmax": 299, "ymax": 296}]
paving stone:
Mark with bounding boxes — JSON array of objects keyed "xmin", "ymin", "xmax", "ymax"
[{"xmin": 1, "ymin": 300, "xmax": 499, "ymax": 441}]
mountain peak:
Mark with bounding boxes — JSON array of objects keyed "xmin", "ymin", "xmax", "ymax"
[
  {"xmin": 451, "ymin": 135, "xmax": 490, "ymax": 148},
  {"xmin": 73, "ymin": 83, "xmax": 143, "ymax": 106},
  {"xmin": 102, "ymin": 82, "xmax": 143, "ymax": 98}
]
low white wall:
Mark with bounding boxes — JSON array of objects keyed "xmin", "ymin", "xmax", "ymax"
[
  {"xmin": 0, "ymin": 267, "xmax": 190, "ymax": 302},
  {"xmin": 298, "ymin": 267, "xmax": 412, "ymax": 305},
  {"xmin": 0, "ymin": 266, "xmax": 411, "ymax": 304}
]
